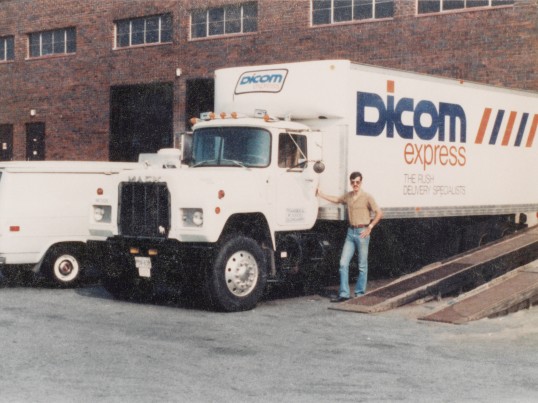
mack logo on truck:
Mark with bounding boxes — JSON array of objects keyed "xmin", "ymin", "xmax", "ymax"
[{"xmin": 235, "ymin": 69, "xmax": 288, "ymax": 94}]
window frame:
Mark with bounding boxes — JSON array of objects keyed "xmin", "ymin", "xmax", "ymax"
[
  {"xmin": 28, "ymin": 27, "xmax": 76, "ymax": 59},
  {"xmin": 114, "ymin": 14, "xmax": 173, "ymax": 49},
  {"xmin": 0, "ymin": 36, "xmax": 14, "ymax": 62},
  {"xmin": 190, "ymin": 2, "xmax": 258, "ymax": 40},
  {"xmin": 311, "ymin": 0, "xmax": 394, "ymax": 26},
  {"xmin": 417, "ymin": 0, "xmax": 515, "ymax": 15}
]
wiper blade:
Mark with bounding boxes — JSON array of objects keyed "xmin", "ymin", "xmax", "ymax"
[
  {"xmin": 192, "ymin": 160, "xmax": 213, "ymax": 167},
  {"xmin": 223, "ymin": 159, "xmax": 248, "ymax": 168}
]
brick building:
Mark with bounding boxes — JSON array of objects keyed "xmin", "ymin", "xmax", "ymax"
[{"xmin": 0, "ymin": 0, "xmax": 536, "ymax": 161}]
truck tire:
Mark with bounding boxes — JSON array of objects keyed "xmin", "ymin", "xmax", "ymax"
[
  {"xmin": 43, "ymin": 245, "xmax": 83, "ymax": 286},
  {"xmin": 206, "ymin": 236, "xmax": 267, "ymax": 312}
]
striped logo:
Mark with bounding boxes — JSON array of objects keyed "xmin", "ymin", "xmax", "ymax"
[{"xmin": 475, "ymin": 109, "xmax": 538, "ymax": 147}]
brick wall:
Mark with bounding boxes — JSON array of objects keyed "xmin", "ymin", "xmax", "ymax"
[{"xmin": 0, "ymin": 0, "xmax": 536, "ymax": 160}]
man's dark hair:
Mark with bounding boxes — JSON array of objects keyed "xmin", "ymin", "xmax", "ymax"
[{"xmin": 349, "ymin": 171, "xmax": 362, "ymax": 181}]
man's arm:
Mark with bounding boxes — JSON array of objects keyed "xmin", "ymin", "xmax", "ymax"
[{"xmin": 317, "ymin": 188, "xmax": 342, "ymax": 204}]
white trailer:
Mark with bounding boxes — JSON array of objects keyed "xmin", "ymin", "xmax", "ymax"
[
  {"xmin": 90, "ymin": 60, "xmax": 538, "ymax": 311},
  {"xmin": 0, "ymin": 161, "xmax": 138, "ymax": 285}
]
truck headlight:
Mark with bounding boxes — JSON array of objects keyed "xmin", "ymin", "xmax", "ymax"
[
  {"xmin": 182, "ymin": 208, "xmax": 203, "ymax": 227},
  {"xmin": 93, "ymin": 205, "xmax": 111, "ymax": 223}
]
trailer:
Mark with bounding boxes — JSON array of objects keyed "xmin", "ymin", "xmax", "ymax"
[
  {"xmin": 0, "ymin": 161, "xmax": 138, "ymax": 285},
  {"xmin": 89, "ymin": 60, "xmax": 538, "ymax": 311}
]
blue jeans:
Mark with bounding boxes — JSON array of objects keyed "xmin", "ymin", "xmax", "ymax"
[{"xmin": 338, "ymin": 227, "xmax": 370, "ymax": 298}]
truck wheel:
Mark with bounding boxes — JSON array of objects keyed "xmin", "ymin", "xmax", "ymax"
[
  {"xmin": 43, "ymin": 246, "xmax": 83, "ymax": 286},
  {"xmin": 206, "ymin": 236, "xmax": 267, "ymax": 312}
]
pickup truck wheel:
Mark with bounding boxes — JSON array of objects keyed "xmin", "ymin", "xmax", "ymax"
[
  {"xmin": 43, "ymin": 247, "xmax": 83, "ymax": 286},
  {"xmin": 207, "ymin": 236, "xmax": 267, "ymax": 312}
]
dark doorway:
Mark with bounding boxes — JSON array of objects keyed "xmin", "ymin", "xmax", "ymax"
[
  {"xmin": 186, "ymin": 79, "xmax": 214, "ymax": 130},
  {"xmin": 0, "ymin": 124, "xmax": 13, "ymax": 161},
  {"xmin": 110, "ymin": 83, "xmax": 174, "ymax": 162},
  {"xmin": 26, "ymin": 122, "xmax": 45, "ymax": 160}
]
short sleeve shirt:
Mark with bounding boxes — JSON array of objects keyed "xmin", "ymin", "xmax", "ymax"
[{"xmin": 338, "ymin": 190, "xmax": 379, "ymax": 226}]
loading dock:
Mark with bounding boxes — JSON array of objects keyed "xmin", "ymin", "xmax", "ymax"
[
  {"xmin": 420, "ymin": 265, "xmax": 538, "ymax": 324},
  {"xmin": 330, "ymin": 226, "xmax": 538, "ymax": 321}
]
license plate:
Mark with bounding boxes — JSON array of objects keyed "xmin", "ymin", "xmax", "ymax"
[{"xmin": 135, "ymin": 256, "xmax": 152, "ymax": 278}]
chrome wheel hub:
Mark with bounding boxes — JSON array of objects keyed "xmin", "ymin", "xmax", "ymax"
[{"xmin": 225, "ymin": 251, "xmax": 259, "ymax": 297}]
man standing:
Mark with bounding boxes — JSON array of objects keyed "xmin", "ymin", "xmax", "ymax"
[{"xmin": 317, "ymin": 172, "xmax": 383, "ymax": 302}]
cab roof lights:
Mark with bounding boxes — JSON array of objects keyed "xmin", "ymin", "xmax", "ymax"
[{"xmin": 192, "ymin": 110, "xmax": 280, "ymax": 123}]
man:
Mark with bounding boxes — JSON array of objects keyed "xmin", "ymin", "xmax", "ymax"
[{"xmin": 317, "ymin": 172, "xmax": 383, "ymax": 302}]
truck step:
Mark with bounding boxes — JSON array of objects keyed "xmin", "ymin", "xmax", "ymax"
[
  {"xmin": 329, "ymin": 226, "xmax": 538, "ymax": 314},
  {"xmin": 419, "ymin": 266, "xmax": 538, "ymax": 324}
]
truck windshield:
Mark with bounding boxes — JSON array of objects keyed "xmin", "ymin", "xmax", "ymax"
[{"xmin": 191, "ymin": 127, "xmax": 271, "ymax": 168}]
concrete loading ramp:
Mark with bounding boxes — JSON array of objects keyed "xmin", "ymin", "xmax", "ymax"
[{"xmin": 330, "ymin": 226, "xmax": 538, "ymax": 320}]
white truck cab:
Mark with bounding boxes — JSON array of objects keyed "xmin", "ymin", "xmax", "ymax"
[{"xmin": 91, "ymin": 114, "xmax": 326, "ymax": 311}]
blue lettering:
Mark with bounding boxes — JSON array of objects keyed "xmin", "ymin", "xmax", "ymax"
[
  {"xmin": 356, "ymin": 91, "xmax": 467, "ymax": 143},
  {"xmin": 414, "ymin": 100, "xmax": 438, "ymax": 141},
  {"xmin": 240, "ymin": 74, "xmax": 284, "ymax": 86},
  {"xmin": 357, "ymin": 92, "xmax": 385, "ymax": 137}
]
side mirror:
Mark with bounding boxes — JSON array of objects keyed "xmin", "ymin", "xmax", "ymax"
[{"xmin": 313, "ymin": 160, "xmax": 325, "ymax": 174}]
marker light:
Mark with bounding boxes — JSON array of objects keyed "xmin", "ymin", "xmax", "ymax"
[
  {"xmin": 97, "ymin": 188, "xmax": 104, "ymax": 195},
  {"xmin": 231, "ymin": 112, "xmax": 238, "ymax": 119},
  {"xmin": 9, "ymin": 226, "xmax": 20, "ymax": 232},
  {"xmin": 220, "ymin": 112, "xmax": 227, "ymax": 119},
  {"xmin": 218, "ymin": 190, "xmax": 225, "ymax": 199},
  {"xmin": 190, "ymin": 117, "xmax": 198, "ymax": 125},
  {"xmin": 263, "ymin": 114, "xmax": 270, "ymax": 122}
]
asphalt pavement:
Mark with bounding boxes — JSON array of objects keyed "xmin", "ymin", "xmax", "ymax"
[{"xmin": 0, "ymin": 275, "xmax": 536, "ymax": 403}]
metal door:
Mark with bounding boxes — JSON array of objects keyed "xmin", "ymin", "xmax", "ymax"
[
  {"xmin": 26, "ymin": 122, "xmax": 45, "ymax": 160},
  {"xmin": 0, "ymin": 124, "xmax": 13, "ymax": 161}
]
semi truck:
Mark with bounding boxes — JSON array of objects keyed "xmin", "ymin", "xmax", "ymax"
[
  {"xmin": 0, "ymin": 161, "xmax": 139, "ymax": 285},
  {"xmin": 89, "ymin": 60, "xmax": 538, "ymax": 311}
]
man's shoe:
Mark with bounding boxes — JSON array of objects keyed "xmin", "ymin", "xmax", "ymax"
[{"xmin": 330, "ymin": 296, "xmax": 350, "ymax": 303}]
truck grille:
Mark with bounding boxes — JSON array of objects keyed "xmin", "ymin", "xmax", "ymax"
[{"xmin": 119, "ymin": 182, "xmax": 170, "ymax": 237}]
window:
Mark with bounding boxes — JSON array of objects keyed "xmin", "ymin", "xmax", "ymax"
[
  {"xmin": 418, "ymin": 0, "xmax": 514, "ymax": 14},
  {"xmin": 29, "ymin": 28, "xmax": 76, "ymax": 58},
  {"xmin": 278, "ymin": 134, "xmax": 308, "ymax": 169},
  {"xmin": 115, "ymin": 14, "xmax": 172, "ymax": 48},
  {"xmin": 312, "ymin": 0, "xmax": 394, "ymax": 25},
  {"xmin": 0, "ymin": 36, "xmax": 14, "ymax": 61},
  {"xmin": 191, "ymin": 2, "xmax": 258, "ymax": 39},
  {"xmin": 191, "ymin": 127, "xmax": 270, "ymax": 168}
]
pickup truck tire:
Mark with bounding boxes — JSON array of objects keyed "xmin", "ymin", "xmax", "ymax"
[
  {"xmin": 206, "ymin": 236, "xmax": 267, "ymax": 312},
  {"xmin": 43, "ymin": 245, "xmax": 83, "ymax": 286}
]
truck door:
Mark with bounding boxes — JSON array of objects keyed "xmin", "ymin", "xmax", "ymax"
[{"xmin": 275, "ymin": 132, "xmax": 319, "ymax": 229}]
